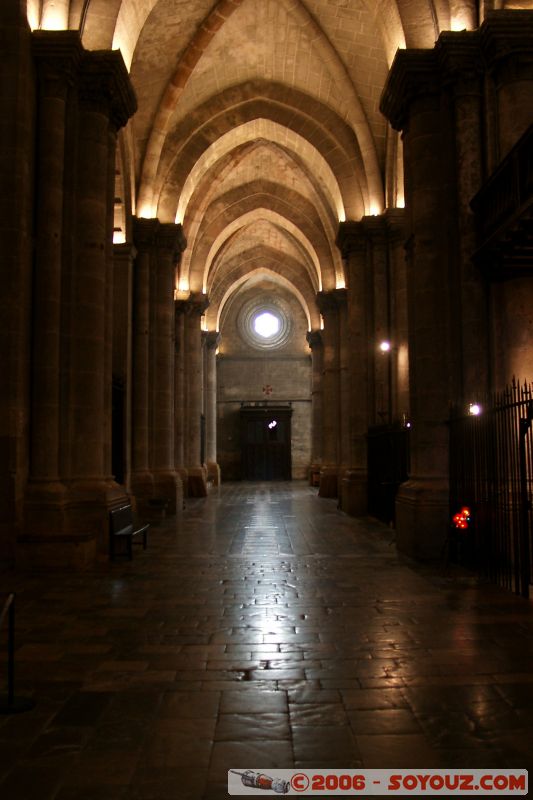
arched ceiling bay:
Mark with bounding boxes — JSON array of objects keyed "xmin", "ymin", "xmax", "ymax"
[
  {"xmin": 180, "ymin": 139, "xmax": 341, "ymax": 289},
  {"xmin": 175, "ymin": 118, "xmax": 345, "ymax": 225},
  {"xmin": 197, "ymin": 210, "xmax": 323, "ymax": 297},
  {"xmin": 154, "ymin": 85, "xmax": 367, "ymax": 222},
  {"xmin": 214, "ymin": 268, "xmax": 316, "ymax": 334},
  {"xmin": 30, "ymin": 0, "xmax": 485, "ymax": 329}
]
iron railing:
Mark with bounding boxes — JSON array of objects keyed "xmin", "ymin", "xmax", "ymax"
[{"xmin": 449, "ymin": 380, "xmax": 533, "ymax": 597}]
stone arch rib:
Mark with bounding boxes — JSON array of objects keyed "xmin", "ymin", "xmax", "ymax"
[{"xmin": 137, "ymin": 0, "xmax": 383, "ymax": 216}]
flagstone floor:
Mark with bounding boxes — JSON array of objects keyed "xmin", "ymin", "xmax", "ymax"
[{"xmin": 0, "ymin": 481, "xmax": 532, "ymax": 799}]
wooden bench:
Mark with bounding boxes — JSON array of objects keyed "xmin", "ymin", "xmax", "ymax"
[{"xmin": 109, "ymin": 505, "xmax": 149, "ymax": 561}]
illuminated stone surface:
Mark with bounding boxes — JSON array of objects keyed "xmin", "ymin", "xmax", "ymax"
[{"xmin": 1, "ymin": 483, "xmax": 533, "ymax": 799}]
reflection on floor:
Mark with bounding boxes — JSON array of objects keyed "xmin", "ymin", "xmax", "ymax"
[{"xmin": 1, "ymin": 481, "xmax": 532, "ymax": 799}]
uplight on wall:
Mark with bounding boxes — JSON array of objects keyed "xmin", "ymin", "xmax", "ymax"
[
  {"xmin": 336, "ymin": 278, "xmax": 346, "ymax": 290},
  {"xmin": 27, "ymin": 0, "xmax": 40, "ymax": 29},
  {"xmin": 41, "ymin": 1, "xmax": 68, "ymax": 30},
  {"xmin": 137, "ymin": 204, "xmax": 156, "ymax": 220}
]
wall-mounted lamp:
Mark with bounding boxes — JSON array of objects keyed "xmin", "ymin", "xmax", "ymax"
[
  {"xmin": 379, "ymin": 340, "xmax": 391, "ymax": 353},
  {"xmin": 468, "ymin": 403, "xmax": 482, "ymax": 416}
]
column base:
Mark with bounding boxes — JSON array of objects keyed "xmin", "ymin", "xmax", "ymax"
[
  {"xmin": 152, "ymin": 470, "xmax": 183, "ymax": 515},
  {"xmin": 130, "ymin": 470, "xmax": 155, "ymax": 515},
  {"xmin": 175, "ymin": 467, "xmax": 189, "ymax": 502},
  {"xmin": 395, "ymin": 477, "xmax": 449, "ymax": 560},
  {"xmin": 24, "ymin": 479, "xmax": 68, "ymax": 536},
  {"xmin": 308, "ymin": 463, "xmax": 321, "ymax": 487},
  {"xmin": 339, "ymin": 468, "xmax": 368, "ymax": 516},
  {"xmin": 207, "ymin": 461, "xmax": 221, "ymax": 486},
  {"xmin": 318, "ymin": 466, "xmax": 338, "ymax": 498},
  {"xmin": 187, "ymin": 466, "xmax": 208, "ymax": 497},
  {"xmin": 19, "ymin": 479, "xmax": 128, "ymax": 569}
]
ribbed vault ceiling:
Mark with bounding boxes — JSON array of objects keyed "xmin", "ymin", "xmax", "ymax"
[{"xmin": 28, "ymin": 0, "xmax": 527, "ymax": 327}]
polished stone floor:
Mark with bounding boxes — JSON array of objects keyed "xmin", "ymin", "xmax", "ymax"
[{"xmin": 0, "ymin": 481, "xmax": 532, "ymax": 799}]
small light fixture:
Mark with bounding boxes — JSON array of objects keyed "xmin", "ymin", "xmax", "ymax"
[
  {"xmin": 468, "ymin": 403, "xmax": 482, "ymax": 416},
  {"xmin": 379, "ymin": 340, "xmax": 391, "ymax": 353},
  {"xmin": 453, "ymin": 507, "xmax": 472, "ymax": 531},
  {"xmin": 268, "ymin": 420, "xmax": 277, "ymax": 429}
]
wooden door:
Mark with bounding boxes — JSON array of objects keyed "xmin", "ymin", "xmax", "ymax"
[{"xmin": 240, "ymin": 407, "xmax": 292, "ymax": 480}]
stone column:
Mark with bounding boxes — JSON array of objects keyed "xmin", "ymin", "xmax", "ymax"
[
  {"xmin": 480, "ymin": 14, "xmax": 533, "ymax": 387},
  {"xmin": 25, "ymin": 33, "xmax": 82, "ymax": 533},
  {"xmin": 112, "ymin": 242, "xmax": 136, "ymax": 491},
  {"xmin": 174, "ymin": 301, "xmax": 188, "ymax": 490},
  {"xmin": 184, "ymin": 293, "xmax": 209, "ymax": 496},
  {"xmin": 386, "ymin": 210, "xmax": 409, "ymax": 420},
  {"xmin": 381, "ymin": 50, "xmax": 454, "ymax": 558},
  {"xmin": 316, "ymin": 290, "xmax": 343, "ymax": 498},
  {"xmin": 337, "ymin": 290, "xmax": 350, "ymax": 469},
  {"xmin": 204, "ymin": 331, "xmax": 221, "ymax": 486},
  {"xmin": 306, "ymin": 330, "xmax": 323, "ymax": 485},
  {"xmin": 150, "ymin": 223, "xmax": 186, "ymax": 514},
  {"xmin": 1, "ymin": 0, "xmax": 34, "ymax": 564},
  {"xmin": 336, "ymin": 224, "xmax": 371, "ymax": 515},
  {"xmin": 131, "ymin": 218, "xmax": 158, "ymax": 507},
  {"xmin": 367, "ymin": 218, "xmax": 391, "ymax": 426},
  {"xmin": 64, "ymin": 53, "xmax": 135, "ymax": 554},
  {"xmin": 481, "ymin": 12, "xmax": 533, "ymax": 158},
  {"xmin": 438, "ymin": 33, "xmax": 489, "ymax": 403}
]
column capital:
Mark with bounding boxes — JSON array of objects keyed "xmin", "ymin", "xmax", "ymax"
[
  {"xmin": 336, "ymin": 221, "xmax": 367, "ymax": 259},
  {"xmin": 384, "ymin": 208, "xmax": 406, "ymax": 241},
  {"xmin": 79, "ymin": 49, "xmax": 137, "ymax": 130},
  {"xmin": 435, "ymin": 31, "xmax": 484, "ymax": 94},
  {"xmin": 176, "ymin": 292, "xmax": 210, "ymax": 317},
  {"xmin": 113, "ymin": 242, "xmax": 137, "ymax": 262},
  {"xmin": 361, "ymin": 214, "xmax": 388, "ymax": 244},
  {"xmin": 32, "ymin": 30, "xmax": 84, "ymax": 97},
  {"xmin": 316, "ymin": 289, "xmax": 347, "ymax": 316},
  {"xmin": 306, "ymin": 330, "xmax": 323, "ymax": 350},
  {"xmin": 380, "ymin": 49, "xmax": 439, "ymax": 131},
  {"xmin": 204, "ymin": 331, "xmax": 221, "ymax": 350},
  {"xmin": 480, "ymin": 11, "xmax": 533, "ymax": 80},
  {"xmin": 133, "ymin": 217, "xmax": 160, "ymax": 250},
  {"xmin": 156, "ymin": 223, "xmax": 187, "ymax": 260}
]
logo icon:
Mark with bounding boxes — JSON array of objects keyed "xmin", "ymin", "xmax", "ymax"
[{"xmin": 230, "ymin": 770, "xmax": 290, "ymax": 794}]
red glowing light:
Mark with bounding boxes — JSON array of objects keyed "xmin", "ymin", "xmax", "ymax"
[{"xmin": 453, "ymin": 507, "xmax": 472, "ymax": 531}]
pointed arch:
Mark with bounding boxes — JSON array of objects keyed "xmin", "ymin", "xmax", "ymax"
[{"xmin": 137, "ymin": 0, "xmax": 383, "ymax": 216}]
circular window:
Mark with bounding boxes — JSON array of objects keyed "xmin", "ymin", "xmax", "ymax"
[
  {"xmin": 238, "ymin": 298, "xmax": 291, "ymax": 350},
  {"xmin": 253, "ymin": 311, "xmax": 280, "ymax": 339}
]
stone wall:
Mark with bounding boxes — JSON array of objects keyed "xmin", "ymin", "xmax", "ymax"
[{"xmin": 217, "ymin": 280, "xmax": 311, "ymax": 480}]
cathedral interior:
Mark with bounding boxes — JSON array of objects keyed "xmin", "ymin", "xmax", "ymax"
[{"xmin": 1, "ymin": 0, "xmax": 533, "ymax": 797}]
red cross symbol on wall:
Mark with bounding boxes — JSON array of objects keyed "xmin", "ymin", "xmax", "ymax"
[{"xmin": 263, "ymin": 384, "xmax": 273, "ymax": 396}]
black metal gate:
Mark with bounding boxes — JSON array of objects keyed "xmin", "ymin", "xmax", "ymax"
[{"xmin": 449, "ymin": 380, "xmax": 533, "ymax": 597}]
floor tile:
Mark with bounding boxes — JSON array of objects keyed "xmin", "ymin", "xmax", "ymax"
[{"xmin": 0, "ymin": 481, "xmax": 532, "ymax": 798}]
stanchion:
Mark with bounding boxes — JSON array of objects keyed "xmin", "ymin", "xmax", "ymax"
[{"xmin": 0, "ymin": 594, "xmax": 35, "ymax": 713}]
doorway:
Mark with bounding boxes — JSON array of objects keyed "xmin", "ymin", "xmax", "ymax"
[{"xmin": 240, "ymin": 405, "xmax": 292, "ymax": 480}]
